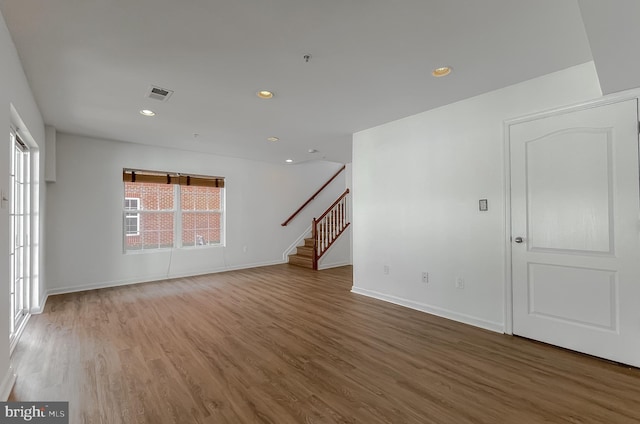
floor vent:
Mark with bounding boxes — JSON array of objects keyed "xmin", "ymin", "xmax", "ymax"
[{"xmin": 146, "ymin": 85, "xmax": 174, "ymax": 102}]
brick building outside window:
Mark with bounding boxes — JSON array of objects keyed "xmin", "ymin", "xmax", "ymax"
[{"xmin": 123, "ymin": 171, "xmax": 224, "ymax": 252}]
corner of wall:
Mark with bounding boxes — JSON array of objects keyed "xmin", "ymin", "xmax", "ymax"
[
  {"xmin": 0, "ymin": 366, "xmax": 16, "ymax": 401},
  {"xmin": 45, "ymin": 126, "xmax": 56, "ymax": 182}
]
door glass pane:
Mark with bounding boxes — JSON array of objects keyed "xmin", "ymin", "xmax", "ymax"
[{"xmin": 9, "ymin": 132, "xmax": 30, "ymax": 340}]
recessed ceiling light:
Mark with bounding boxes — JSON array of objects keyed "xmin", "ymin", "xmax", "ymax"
[
  {"xmin": 257, "ymin": 90, "xmax": 274, "ymax": 99},
  {"xmin": 267, "ymin": 136, "xmax": 279, "ymax": 142},
  {"xmin": 285, "ymin": 159, "xmax": 293, "ymax": 163},
  {"xmin": 432, "ymin": 66, "xmax": 452, "ymax": 77},
  {"xmin": 140, "ymin": 109, "xmax": 156, "ymax": 116}
]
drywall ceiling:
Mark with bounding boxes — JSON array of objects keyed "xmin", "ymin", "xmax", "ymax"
[
  {"xmin": 0, "ymin": 0, "xmax": 593, "ymax": 164},
  {"xmin": 578, "ymin": 0, "xmax": 640, "ymax": 95}
]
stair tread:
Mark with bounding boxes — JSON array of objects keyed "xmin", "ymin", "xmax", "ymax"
[
  {"xmin": 288, "ymin": 253, "xmax": 312, "ymax": 260},
  {"xmin": 288, "ymin": 253, "xmax": 314, "ymax": 269},
  {"xmin": 295, "ymin": 246, "xmax": 314, "ymax": 257}
]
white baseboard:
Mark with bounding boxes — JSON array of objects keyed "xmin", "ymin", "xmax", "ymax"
[
  {"xmin": 44, "ymin": 259, "xmax": 287, "ymax": 299},
  {"xmin": 9, "ymin": 314, "xmax": 31, "ymax": 355},
  {"xmin": 30, "ymin": 292, "xmax": 49, "ymax": 314},
  {"xmin": 318, "ymin": 260, "xmax": 352, "ymax": 270},
  {"xmin": 0, "ymin": 366, "xmax": 16, "ymax": 401},
  {"xmin": 351, "ymin": 286, "xmax": 504, "ymax": 333}
]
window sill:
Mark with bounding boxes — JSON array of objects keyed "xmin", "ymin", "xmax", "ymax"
[{"xmin": 124, "ymin": 244, "xmax": 225, "ymax": 254}]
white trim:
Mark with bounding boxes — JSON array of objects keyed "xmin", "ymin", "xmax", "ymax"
[
  {"xmin": 504, "ymin": 89, "xmax": 640, "ymax": 128},
  {"xmin": 45, "ymin": 259, "xmax": 287, "ymax": 297},
  {"xmin": 351, "ymin": 287, "xmax": 504, "ymax": 333},
  {"xmin": 502, "ymin": 89, "xmax": 640, "ymax": 337},
  {"xmin": 10, "ymin": 313, "xmax": 31, "ymax": 355},
  {"xmin": 10, "ymin": 104, "xmax": 39, "ymax": 150},
  {"xmin": 0, "ymin": 367, "xmax": 17, "ymax": 401},
  {"xmin": 124, "ymin": 242, "xmax": 225, "ymax": 255},
  {"xmin": 30, "ymin": 291, "xmax": 48, "ymax": 314},
  {"xmin": 318, "ymin": 260, "xmax": 352, "ymax": 270},
  {"xmin": 503, "ymin": 116, "xmax": 514, "ymax": 335}
]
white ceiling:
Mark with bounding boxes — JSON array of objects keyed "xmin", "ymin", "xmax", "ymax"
[
  {"xmin": 578, "ymin": 0, "xmax": 640, "ymax": 96},
  {"xmin": 0, "ymin": 1, "xmax": 601, "ymax": 164}
]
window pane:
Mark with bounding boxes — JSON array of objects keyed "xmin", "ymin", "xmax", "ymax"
[
  {"xmin": 125, "ymin": 182, "xmax": 174, "ymax": 211},
  {"xmin": 180, "ymin": 185, "xmax": 223, "ymax": 246},
  {"xmin": 124, "ymin": 198, "xmax": 139, "ymax": 210},
  {"xmin": 124, "ymin": 182, "xmax": 176, "ymax": 251},
  {"xmin": 127, "ymin": 220, "xmax": 174, "ymax": 251},
  {"xmin": 182, "ymin": 229, "xmax": 196, "ymax": 247},
  {"xmin": 157, "ymin": 186, "xmax": 174, "ymax": 211},
  {"xmin": 125, "ymin": 215, "xmax": 139, "ymax": 235},
  {"xmin": 181, "ymin": 186, "xmax": 222, "ymax": 211},
  {"xmin": 208, "ymin": 191, "xmax": 221, "ymax": 210},
  {"xmin": 139, "ymin": 212, "xmax": 174, "ymax": 249}
]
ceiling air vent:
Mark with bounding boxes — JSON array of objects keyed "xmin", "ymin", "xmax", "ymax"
[{"xmin": 145, "ymin": 85, "xmax": 174, "ymax": 102}]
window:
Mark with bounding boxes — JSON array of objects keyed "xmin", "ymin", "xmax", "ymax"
[
  {"xmin": 124, "ymin": 198, "xmax": 140, "ymax": 236},
  {"xmin": 122, "ymin": 170, "xmax": 224, "ymax": 252},
  {"xmin": 9, "ymin": 129, "xmax": 31, "ymax": 346},
  {"xmin": 181, "ymin": 185, "xmax": 223, "ymax": 247}
]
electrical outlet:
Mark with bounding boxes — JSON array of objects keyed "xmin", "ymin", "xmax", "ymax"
[
  {"xmin": 456, "ymin": 277, "xmax": 465, "ymax": 289},
  {"xmin": 422, "ymin": 272, "xmax": 428, "ymax": 283},
  {"xmin": 383, "ymin": 265, "xmax": 390, "ymax": 275}
]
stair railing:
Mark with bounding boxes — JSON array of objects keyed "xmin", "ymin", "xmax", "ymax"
[
  {"xmin": 312, "ymin": 189, "xmax": 350, "ymax": 270},
  {"xmin": 281, "ymin": 165, "xmax": 346, "ymax": 226}
]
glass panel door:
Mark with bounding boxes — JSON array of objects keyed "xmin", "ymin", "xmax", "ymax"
[{"xmin": 9, "ymin": 129, "xmax": 30, "ymax": 341}]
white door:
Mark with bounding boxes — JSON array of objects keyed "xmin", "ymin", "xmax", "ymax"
[{"xmin": 510, "ymin": 99, "xmax": 640, "ymax": 367}]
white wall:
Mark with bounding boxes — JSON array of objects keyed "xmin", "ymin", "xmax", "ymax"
[
  {"xmin": 352, "ymin": 62, "xmax": 603, "ymax": 332},
  {"xmin": 46, "ymin": 133, "xmax": 348, "ymax": 293},
  {"xmin": 0, "ymin": 11, "xmax": 45, "ymax": 398}
]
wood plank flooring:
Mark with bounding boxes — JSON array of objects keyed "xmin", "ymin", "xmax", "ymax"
[{"xmin": 9, "ymin": 264, "xmax": 640, "ymax": 423}]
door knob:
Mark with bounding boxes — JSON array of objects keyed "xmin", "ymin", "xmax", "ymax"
[{"xmin": 514, "ymin": 237, "xmax": 524, "ymax": 243}]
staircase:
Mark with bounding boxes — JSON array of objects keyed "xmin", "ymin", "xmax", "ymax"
[
  {"xmin": 288, "ymin": 189, "xmax": 350, "ymax": 270},
  {"xmin": 281, "ymin": 166, "xmax": 349, "ymax": 270},
  {"xmin": 287, "ymin": 237, "xmax": 315, "ymax": 269}
]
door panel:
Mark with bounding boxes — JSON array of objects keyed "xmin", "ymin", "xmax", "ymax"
[
  {"xmin": 510, "ymin": 99, "xmax": 640, "ymax": 367},
  {"xmin": 527, "ymin": 129, "xmax": 613, "ymax": 253},
  {"xmin": 527, "ymin": 263, "xmax": 617, "ymax": 331}
]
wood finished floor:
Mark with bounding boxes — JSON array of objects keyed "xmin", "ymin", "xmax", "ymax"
[{"xmin": 10, "ymin": 264, "xmax": 640, "ymax": 423}]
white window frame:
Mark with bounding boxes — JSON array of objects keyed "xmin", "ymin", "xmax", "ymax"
[
  {"xmin": 123, "ymin": 181, "xmax": 225, "ymax": 252},
  {"xmin": 124, "ymin": 197, "xmax": 140, "ymax": 236}
]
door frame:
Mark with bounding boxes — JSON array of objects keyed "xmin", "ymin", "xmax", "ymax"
[
  {"xmin": 8, "ymin": 105, "xmax": 41, "ymax": 354},
  {"xmin": 502, "ymin": 89, "xmax": 640, "ymax": 335}
]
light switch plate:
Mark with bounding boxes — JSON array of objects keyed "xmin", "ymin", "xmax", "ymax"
[{"xmin": 479, "ymin": 199, "xmax": 488, "ymax": 211}]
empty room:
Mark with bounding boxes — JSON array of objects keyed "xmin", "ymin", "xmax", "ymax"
[{"xmin": 1, "ymin": 1, "xmax": 640, "ymax": 423}]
